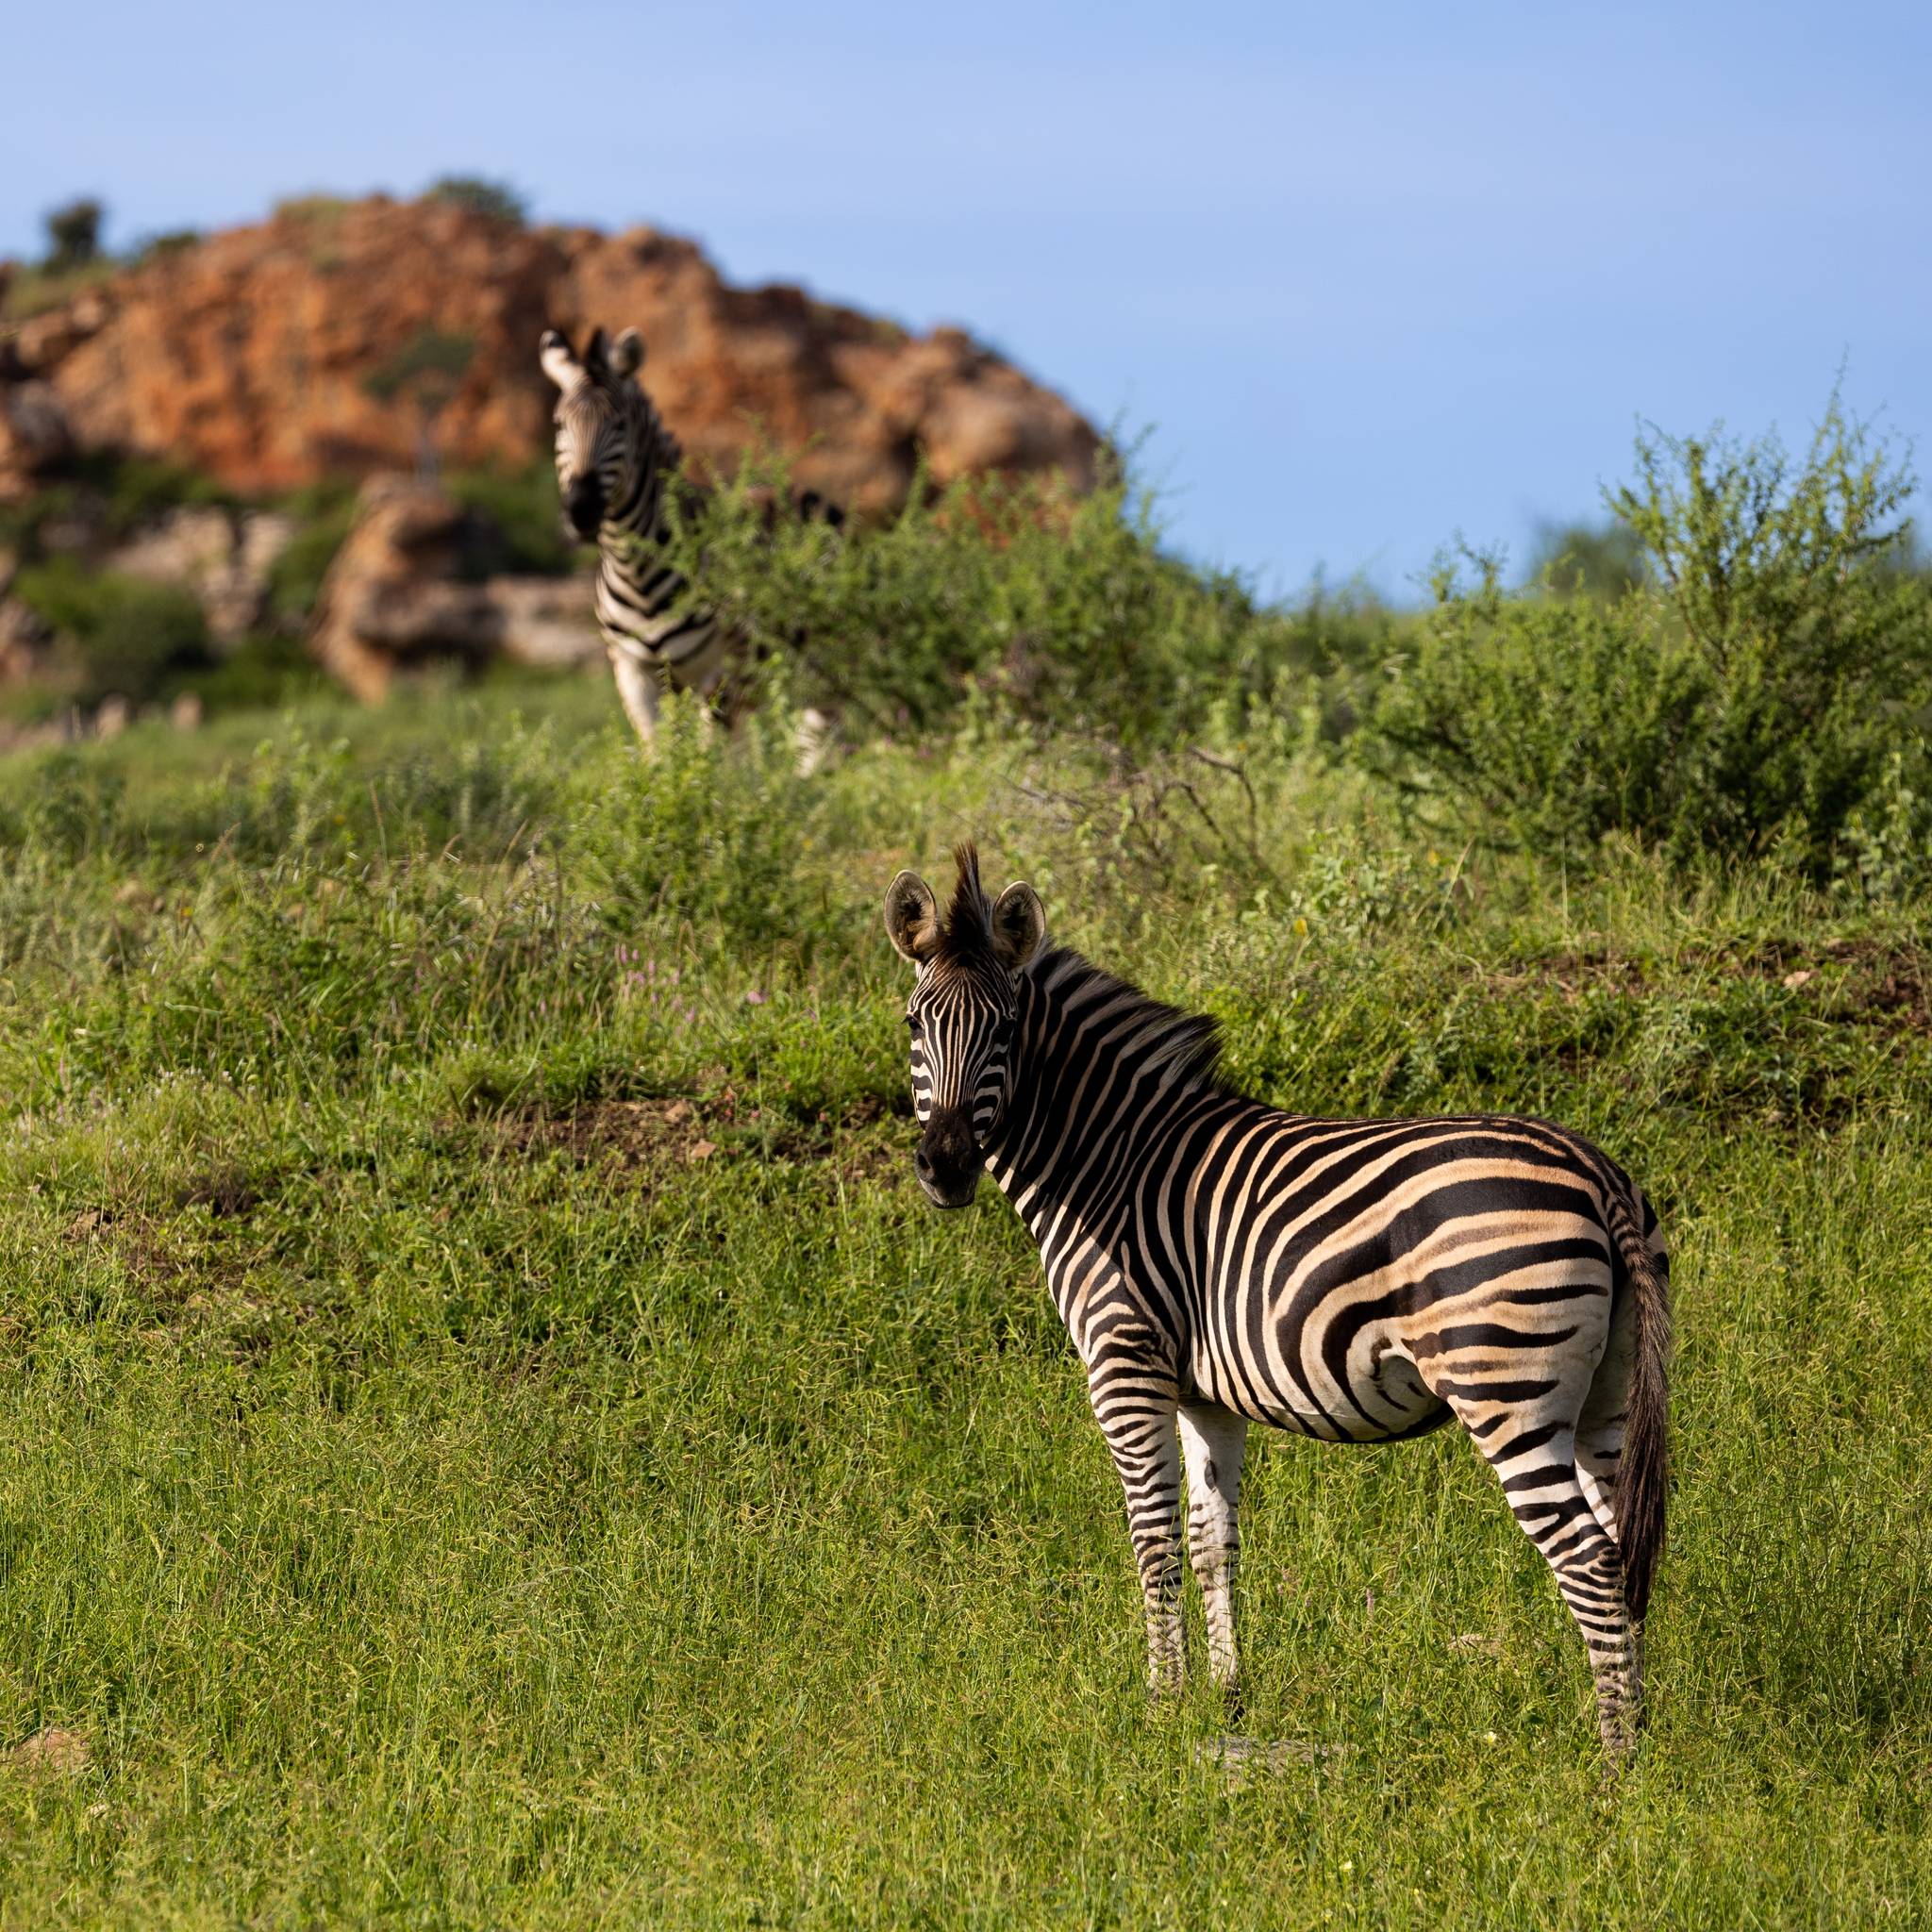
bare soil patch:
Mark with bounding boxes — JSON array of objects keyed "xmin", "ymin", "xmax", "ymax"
[
  {"xmin": 491, "ymin": 1091, "xmax": 911, "ymax": 1188},
  {"xmin": 1487, "ymin": 939, "xmax": 1929, "ymax": 1031},
  {"xmin": 7, "ymin": 1727, "xmax": 91, "ymax": 1776}
]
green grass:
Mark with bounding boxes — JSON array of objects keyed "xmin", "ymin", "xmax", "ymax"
[{"xmin": 0, "ymin": 685, "xmax": 1927, "ymax": 1927}]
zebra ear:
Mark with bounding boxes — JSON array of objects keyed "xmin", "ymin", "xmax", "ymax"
[
  {"xmin": 991, "ymin": 882, "xmax": 1045, "ymax": 973},
  {"xmin": 885, "ymin": 871, "xmax": 941, "ymax": 965},
  {"xmin": 539, "ymin": 329, "xmax": 579, "ymax": 389},
  {"xmin": 608, "ymin": 328, "xmax": 644, "ymax": 377}
]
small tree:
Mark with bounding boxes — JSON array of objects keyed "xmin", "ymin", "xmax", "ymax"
[
  {"xmin": 1608, "ymin": 393, "xmax": 1916, "ymax": 666},
  {"xmin": 1523, "ymin": 518, "xmax": 1647, "ymax": 598},
  {"xmin": 361, "ymin": 327, "xmax": 476, "ymax": 477},
  {"xmin": 423, "ymin": 176, "xmax": 527, "ymax": 225},
  {"xmin": 1363, "ymin": 391, "xmax": 1932, "ymax": 877},
  {"xmin": 1606, "ymin": 392, "xmax": 1923, "ymax": 857},
  {"xmin": 42, "ymin": 198, "xmax": 105, "ymax": 272}
]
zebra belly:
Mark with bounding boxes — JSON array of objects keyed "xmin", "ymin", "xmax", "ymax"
[{"xmin": 1188, "ymin": 1331, "xmax": 1450, "ymax": 1442}]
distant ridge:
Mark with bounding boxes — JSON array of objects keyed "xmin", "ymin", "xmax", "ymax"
[{"xmin": 0, "ymin": 195, "xmax": 1098, "ymax": 509}]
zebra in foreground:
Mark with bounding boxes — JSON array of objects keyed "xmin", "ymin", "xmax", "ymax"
[
  {"xmin": 884, "ymin": 845, "xmax": 1670, "ymax": 1757},
  {"xmin": 539, "ymin": 325, "xmax": 837, "ymax": 756}
]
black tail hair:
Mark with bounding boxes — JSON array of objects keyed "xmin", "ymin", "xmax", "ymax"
[{"xmin": 1610, "ymin": 1197, "xmax": 1670, "ymax": 1623}]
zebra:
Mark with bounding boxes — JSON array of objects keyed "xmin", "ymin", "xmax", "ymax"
[
  {"xmin": 538, "ymin": 324, "xmax": 839, "ymax": 758},
  {"xmin": 883, "ymin": 845, "xmax": 1670, "ymax": 1757}
]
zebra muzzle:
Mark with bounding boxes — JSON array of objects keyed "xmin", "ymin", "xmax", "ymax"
[
  {"xmin": 914, "ymin": 1108, "xmax": 981, "ymax": 1208},
  {"xmin": 564, "ymin": 475, "xmax": 605, "ymax": 537}
]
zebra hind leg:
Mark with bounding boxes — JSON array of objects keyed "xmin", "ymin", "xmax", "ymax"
[
  {"xmin": 1452, "ymin": 1399, "xmax": 1641, "ymax": 1759},
  {"xmin": 1091, "ymin": 1374, "xmax": 1186, "ymax": 1697},
  {"xmin": 1177, "ymin": 1402, "xmax": 1249, "ymax": 1714},
  {"xmin": 1574, "ymin": 1293, "xmax": 1645, "ymax": 1737}
]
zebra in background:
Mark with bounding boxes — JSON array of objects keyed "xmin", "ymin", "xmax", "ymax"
[
  {"xmin": 538, "ymin": 325, "xmax": 837, "ymax": 758},
  {"xmin": 884, "ymin": 846, "xmax": 1670, "ymax": 1757}
]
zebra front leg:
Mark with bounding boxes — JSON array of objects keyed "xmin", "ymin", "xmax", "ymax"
[
  {"xmin": 607, "ymin": 641, "xmax": 661, "ymax": 749},
  {"xmin": 1091, "ymin": 1370, "xmax": 1186, "ymax": 1697},
  {"xmin": 794, "ymin": 707, "xmax": 835, "ymax": 777},
  {"xmin": 1177, "ymin": 1402, "xmax": 1248, "ymax": 1710}
]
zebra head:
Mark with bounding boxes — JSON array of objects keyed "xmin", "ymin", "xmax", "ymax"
[
  {"xmin": 538, "ymin": 325, "xmax": 647, "ymax": 539},
  {"xmin": 884, "ymin": 843, "xmax": 1045, "ymax": 1209}
]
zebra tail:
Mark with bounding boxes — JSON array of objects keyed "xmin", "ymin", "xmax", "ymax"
[{"xmin": 1609, "ymin": 1193, "xmax": 1670, "ymax": 1624}]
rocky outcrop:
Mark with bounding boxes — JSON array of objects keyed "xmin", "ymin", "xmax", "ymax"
[
  {"xmin": 308, "ymin": 475, "xmax": 600, "ymax": 699},
  {"xmin": 0, "ymin": 197, "xmax": 1099, "ymax": 513},
  {"xmin": 109, "ymin": 506, "xmax": 295, "ymax": 641},
  {"xmin": 0, "ymin": 545, "xmax": 51, "ymax": 679},
  {"xmin": 0, "ymin": 380, "xmax": 75, "ymax": 496},
  {"xmin": 484, "ymin": 576, "xmax": 601, "ymax": 670}
]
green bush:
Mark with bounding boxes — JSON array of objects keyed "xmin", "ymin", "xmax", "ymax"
[
  {"xmin": 175, "ymin": 632, "xmax": 325, "ymax": 713},
  {"xmin": 97, "ymin": 453, "xmax": 233, "ymax": 526},
  {"xmin": 560, "ymin": 697, "xmax": 837, "ymax": 958},
  {"xmin": 132, "ymin": 228, "xmax": 202, "ymax": 265},
  {"xmin": 272, "ymin": 193, "xmax": 353, "ymax": 225},
  {"xmin": 421, "ymin": 175, "xmax": 527, "ymax": 225},
  {"xmin": 658, "ymin": 453, "xmax": 1394, "ymax": 749},
  {"xmin": 11, "ymin": 558, "xmax": 214, "ymax": 703},
  {"xmin": 42, "ymin": 196, "xmax": 104, "ymax": 272},
  {"xmin": 1608, "ymin": 397, "xmax": 1931, "ymax": 857},
  {"xmin": 0, "ymin": 454, "xmax": 232, "ymax": 562},
  {"xmin": 266, "ymin": 482, "xmax": 360, "ymax": 623},
  {"xmin": 1362, "ymin": 398, "xmax": 1932, "ymax": 881},
  {"xmin": 1522, "ymin": 517, "xmax": 1648, "ymax": 598},
  {"xmin": 1360, "ymin": 558, "xmax": 1708, "ymax": 858},
  {"xmin": 446, "ymin": 464, "xmax": 582, "ymax": 577}
]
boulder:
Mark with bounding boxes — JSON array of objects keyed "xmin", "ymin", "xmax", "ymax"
[
  {"xmin": 487, "ymin": 575, "xmax": 601, "ymax": 669},
  {"xmin": 108, "ymin": 506, "xmax": 295, "ymax": 641},
  {"xmin": 308, "ymin": 475, "xmax": 598, "ymax": 696},
  {"xmin": 308, "ymin": 476, "xmax": 492, "ymax": 699},
  {"xmin": 0, "ymin": 380, "xmax": 75, "ymax": 499}
]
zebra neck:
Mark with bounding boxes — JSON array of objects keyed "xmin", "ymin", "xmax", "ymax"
[
  {"xmin": 597, "ymin": 397, "xmax": 683, "ymax": 555},
  {"xmin": 986, "ymin": 947, "xmax": 1222, "ymax": 1240}
]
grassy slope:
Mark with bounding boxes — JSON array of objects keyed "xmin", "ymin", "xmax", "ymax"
[{"xmin": 0, "ymin": 684, "xmax": 1926, "ymax": 1928}]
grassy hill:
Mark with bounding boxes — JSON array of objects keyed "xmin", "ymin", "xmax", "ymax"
[{"xmin": 0, "ymin": 671, "xmax": 1925, "ymax": 1926}]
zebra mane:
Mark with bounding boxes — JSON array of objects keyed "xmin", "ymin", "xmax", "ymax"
[
  {"xmin": 934, "ymin": 845, "xmax": 1222, "ymax": 1086},
  {"xmin": 1030, "ymin": 945, "xmax": 1226, "ymax": 1092},
  {"xmin": 933, "ymin": 841, "xmax": 995, "ymax": 968}
]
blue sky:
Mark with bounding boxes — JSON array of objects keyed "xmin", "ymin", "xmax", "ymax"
[{"xmin": 7, "ymin": 1, "xmax": 1928, "ymax": 596}]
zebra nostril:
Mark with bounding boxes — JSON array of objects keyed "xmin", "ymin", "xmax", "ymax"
[{"xmin": 914, "ymin": 1143, "xmax": 934, "ymax": 1178}]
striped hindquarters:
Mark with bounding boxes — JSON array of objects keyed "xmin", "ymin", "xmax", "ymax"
[{"xmin": 1141, "ymin": 1107, "xmax": 1641, "ymax": 1445}]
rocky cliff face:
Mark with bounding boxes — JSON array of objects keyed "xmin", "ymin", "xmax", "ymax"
[{"xmin": 0, "ymin": 197, "xmax": 1098, "ymax": 513}]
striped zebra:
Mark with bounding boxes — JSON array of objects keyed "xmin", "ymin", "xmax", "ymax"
[
  {"xmin": 884, "ymin": 846, "xmax": 1670, "ymax": 1757},
  {"xmin": 539, "ymin": 325, "xmax": 839, "ymax": 757}
]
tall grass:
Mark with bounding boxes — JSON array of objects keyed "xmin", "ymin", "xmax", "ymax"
[{"xmin": 0, "ymin": 683, "xmax": 1926, "ymax": 1924}]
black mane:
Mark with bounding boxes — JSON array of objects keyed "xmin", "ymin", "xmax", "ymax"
[
  {"xmin": 1028, "ymin": 943, "xmax": 1227, "ymax": 1094},
  {"xmin": 934, "ymin": 841, "xmax": 996, "ymax": 969},
  {"xmin": 932, "ymin": 844, "xmax": 1224, "ymax": 1090}
]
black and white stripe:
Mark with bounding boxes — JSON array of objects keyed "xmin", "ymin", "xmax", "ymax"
[
  {"xmin": 885, "ymin": 846, "xmax": 1670, "ymax": 1757},
  {"xmin": 539, "ymin": 325, "xmax": 735, "ymax": 745}
]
